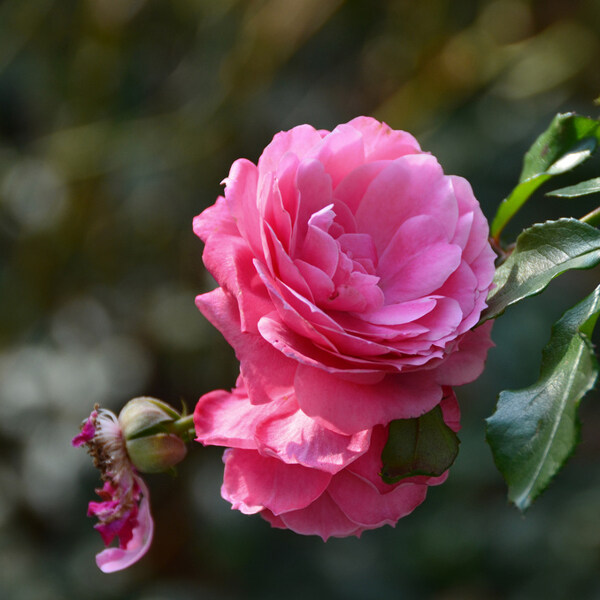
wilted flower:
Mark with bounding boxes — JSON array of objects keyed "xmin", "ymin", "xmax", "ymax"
[
  {"xmin": 74, "ymin": 398, "xmax": 192, "ymax": 572},
  {"xmin": 73, "ymin": 407, "xmax": 154, "ymax": 572}
]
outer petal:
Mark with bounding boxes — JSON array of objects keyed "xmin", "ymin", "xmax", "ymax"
[
  {"xmin": 294, "ymin": 366, "xmax": 443, "ymax": 434},
  {"xmin": 450, "ymin": 175, "xmax": 491, "ymax": 264},
  {"xmin": 201, "ymin": 235, "xmax": 272, "ymax": 334},
  {"xmin": 309, "ymin": 123, "xmax": 365, "ymax": 188},
  {"xmin": 221, "ymin": 159, "xmax": 263, "ymax": 259},
  {"xmin": 193, "ymin": 195, "xmax": 238, "ymax": 243},
  {"xmin": 434, "ymin": 321, "xmax": 494, "ymax": 386},
  {"xmin": 221, "ymin": 449, "xmax": 331, "ymax": 516},
  {"xmin": 292, "ymin": 159, "xmax": 334, "ymax": 252},
  {"xmin": 194, "ymin": 384, "xmax": 289, "ymax": 450},
  {"xmin": 276, "ymin": 492, "xmax": 362, "ymax": 540},
  {"xmin": 333, "ymin": 160, "xmax": 389, "ymax": 215},
  {"xmin": 328, "ymin": 470, "xmax": 428, "ymax": 527},
  {"xmin": 196, "ymin": 288, "xmax": 297, "ymax": 404},
  {"xmin": 257, "ymin": 124, "xmax": 323, "ymax": 179},
  {"xmin": 260, "ymin": 508, "xmax": 287, "ymax": 530},
  {"xmin": 346, "ymin": 116, "xmax": 421, "ymax": 161},
  {"xmin": 95, "ymin": 477, "xmax": 154, "ymax": 574},
  {"xmin": 256, "ymin": 405, "xmax": 371, "ymax": 474}
]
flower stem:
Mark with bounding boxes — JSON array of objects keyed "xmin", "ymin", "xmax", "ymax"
[
  {"xmin": 581, "ymin": 206, "xmax": 600, "ymax": 228},
  {"xmin": 172, "ymin": 414, "xmax": 195, "ymax": 441}
]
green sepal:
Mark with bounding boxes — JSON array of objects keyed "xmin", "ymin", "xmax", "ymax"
[
  {"xmin": 380, "ymin": 405, "xmax": 460, "ymax": 484},
  {"xmin": 119, "ymin": 396, "xmax": 181, "ymax": 440},
  {"xmin": 125, "ymin": 433, "xmax": 188, "ymax": 474}
]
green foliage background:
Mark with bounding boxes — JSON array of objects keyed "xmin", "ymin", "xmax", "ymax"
[{"xmin": 1, "ymin": 1, "xmax": 600, "ymax": 599}]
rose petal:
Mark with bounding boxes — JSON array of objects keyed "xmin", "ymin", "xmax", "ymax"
[
  {"xmin": 201, "ymin": 234, "xmax": 273, "ymax": 334},
  {"xmin": 196, "ymin": 288, "xmax": 297, "ymax": 404},
  {"xmin": 278, "ymin": 492, "xmax": 362, "ymax": 540},
  {"xmin": 346, "ymin": 116, "xmax": 421, "ymax": 161},
  {"xmin": 292, "ymin": 159, "xmax": 333, "ymax": 252},
  {"xmin": 195, "ymin": 383, "xmax": 289, "ymax": 450},
  {"xmin": 256, "ymin": 405, "xmax": 371, "ymax": 474},
  {"xmin": 450, "ymin": 175, "xmax": 490, "ymax": 264},
  {"xmin": 221, "ymin": 449, "xmax": 331, "ymax": 515},
  {"xmin": 95, "ymin": 477, "xmax": 154, "ymax": 574},
  {"xmin": 434, "ymin": 320, "xmax": 494, "ymax": 385},
  {"xmin": 310, "ymin": 123, "xmax": 365, "ymax": 188},
  {"xmin": 360, "ymin": 156, "xmax": 459, "ymax": 252},
  {"xmin": 334, "ymin": 160, "xmax": 391, "ymax": 216},
  {"xmin": 257, "ymin": 125, "xmax": 323, "ymax": 179},
  {"xmin": 328, "ymin": 470, "xmax": 428, "ymax": 527},
  {"xmin": 294, "ymin": 366, "xmax": 443, "ymax": 434},
  {"xmin": 221, "ymin": 159, "xmax": 262, "ymax": 258}
]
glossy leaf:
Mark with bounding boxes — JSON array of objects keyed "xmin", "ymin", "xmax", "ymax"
[
  {"xmin": 380, "ymin": 405, "xmax": 460, "ymax": 484},
  {"xmin": 491, "ymin": 113, "xmax": 600, "ymax": 239},
  {"xmin": 481, "ymin": 219, "xmax": 600, "ymax": 322},
  {"xmin": 486, "ymin": 286, "xmax": 600, "ymax": 511},
  {"xmin": 547, "ymin": 177, "xmax": 600, "ymax": 198}
]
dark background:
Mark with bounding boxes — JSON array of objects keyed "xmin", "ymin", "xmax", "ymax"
[{"xmin": 1, "ymin": 1, "xmax": 600, "ymax": 599}]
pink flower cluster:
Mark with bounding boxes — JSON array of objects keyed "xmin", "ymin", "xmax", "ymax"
[{"xmin": 194, "ymin": 117, "xmax": 495, "ymax": 538}]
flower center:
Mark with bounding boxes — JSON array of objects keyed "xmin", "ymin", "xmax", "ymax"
[{"xmin": 296, "ymin": 205, "xmax": 384, "ymax": 313}]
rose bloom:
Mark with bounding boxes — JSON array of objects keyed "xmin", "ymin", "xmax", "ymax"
[{"xmin": 194, "ymin": 117, "xmax": 495, "ymax": 538}]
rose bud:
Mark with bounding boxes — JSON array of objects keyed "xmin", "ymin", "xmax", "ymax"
[{"xmin": 119, "ymin": 397, "xmax": 189, "ymax": 473}]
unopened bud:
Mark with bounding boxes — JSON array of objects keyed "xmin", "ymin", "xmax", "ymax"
[
  {"xmin": 119, "ymin": 396, "xmax": 180, "ymax": 440},
  {"xmin": 117, "ymin": 396, "xmax": 189, "ymax": 473},
  {"xmin": 125, "ymin": 433, "xmax": 187, "ymax": 473}
]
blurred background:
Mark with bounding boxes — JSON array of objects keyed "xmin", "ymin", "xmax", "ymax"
[{"xmin": 1, "ymin": 1, "xmax": 600, "ymax": 598}]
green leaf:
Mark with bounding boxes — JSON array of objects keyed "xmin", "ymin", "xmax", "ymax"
[
  {"xmin": 380, "ymin": 405, "xmax": 460, "ymax": 484},
  {"xmin": 486, "ymin": 286, "xmax": 600, "ymax": 511},
  {"xmin": 481, "ymin": 219, "xmax": 600, "ymax": 322},
  {"xmin": 547, "ymin": 177, "xmax": 600, "ymax": 198},
  {"xmin": 491, "ymin": 113, "xmax": 600, "ymax": 239}
]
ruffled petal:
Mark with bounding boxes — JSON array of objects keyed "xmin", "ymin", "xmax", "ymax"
[
  {"xmin": 277, "ymin": 492, "xmax": 362, "ymax": 540},
  {"xmin": 221, "ymin": 449, "xmax": 331, "ymax": 515},
  {"xmin": 196, "ymin": 288, "xmax": 298, "ymax": 404},
  {"xmin": 328, "ymin": 470, "xmax": 428, "ymax": 527},
  {"xmin": 256, "ymin": 405, "xmax": 371, "ymax": 474},
  {"xmin": 434, "ymin": 320, "xmax": 494, "ymax": 386},
  {"xmin": 346, "ymin": 116, "xmax": 421, "ymax": 161},
  {"xmin": 195, "ymin": 382, "xmax": 289, "ymax": 450},
  {"xmin": 95, "ymin": 477, "xmax": 154, "ymax": 574},
  {"xmin": 294, "ymin": 366, "xmax": 443, "ymax": 434}
]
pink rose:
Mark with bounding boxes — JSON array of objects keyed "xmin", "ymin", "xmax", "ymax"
[{"xmin": 194, "ymin": 117, "xmax": 495, "ymax": 538}]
